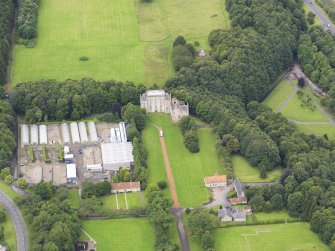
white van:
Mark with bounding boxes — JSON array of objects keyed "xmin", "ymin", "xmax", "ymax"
[{"xmin": 160, "ymin": 130, "xmax": 164, "ymax": 137}]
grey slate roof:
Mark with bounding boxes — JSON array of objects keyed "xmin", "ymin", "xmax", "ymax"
[{"xmin": 234, "ymin": 179, "xmax": 245, "ymax": 198}]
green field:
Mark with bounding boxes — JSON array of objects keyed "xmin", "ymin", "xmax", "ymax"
[
  {"xmin": 100, "ymin": 192, "xmax": 144, "ymax": 210},
  {"xmin": 82, "ymin": 218, "xmax": 155, "ymax": 251},
  {"xmin": 253, "ymin": 211, "xmax": 295, "ymax": 222},
  {"xmin": 281, "ymin": 93, "xmax": 329, "ymax": 122},
  {"xmin": 297, "ymin": 124, "xmax": 335, "ymax": 138},
  {"xmin": 68, "ymin": 189, "xmax": 81, "ymax": 209},
  {"xmin": 215, "ymin": 223, "xmax": 329, "ymax": 251},
  {"xmin": 263, "ymin": 80, "xmax": 295, "ymax": 111},
  {"xmin": 0, "ymin": 181, "xmax": 19, "ymax": 200},
  {"xmin": 0, "ymin": 210, "xmax": 17, "ymax": 251},
  {"xmin": 144, "ymin": 114, "xmax": 224, "ymax": 207},
  {"xmin": 12, "ymin": 0, "xmax": 230, "ymax": 86},
  {"xmin": 232, "ymin": 155, "xmax": 283, "ymax": 182}
]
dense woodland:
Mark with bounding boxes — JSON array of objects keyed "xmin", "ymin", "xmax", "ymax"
[
  {"xmin": 0, "ymin": 0, "xmax": 14, "ymax": 86},
  {"xmin": 11, "ymin": 79, "xmax": 147, "ymax": 121},
  {"xmin": 17, "ymin": 0, "xmax": 39, "ymax": 40}
]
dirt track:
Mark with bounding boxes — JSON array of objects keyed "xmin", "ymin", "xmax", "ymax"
[{"xmin": 156, "ymin": 127, "xmax": 180, "ymax": 208}]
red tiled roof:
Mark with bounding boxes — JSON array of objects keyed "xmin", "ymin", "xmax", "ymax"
[
  {"xmin": 231, "ymin": 197, "xmax": 247, "ymax": 204},
  {"xmin": 204, "ymin": 175, "xmax": 226, "ymax": 184},
  {"xmin": 112, "ymin": 181, "xmax": 140, "ymax": 191}
]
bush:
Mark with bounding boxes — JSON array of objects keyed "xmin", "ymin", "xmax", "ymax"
[
  {"xmin": 0, "ymin": 208, "xmax": 6, "ymax": 223},
  {"xmin": 17, "ymin": 177, "xmax": 27, "ymax": 189},
  {"xmin": 194, "ymin": 41, "xmax": 200, "ymax": 46},
  {"xmin": 184, "ymin": 130, "xmax": 199, "ymax": 153},
  {"xmin": 157, "ymin": 180, "xmax": 167, "ymax": 189},
  {"xmin": 185, "ymin": 208, "xmax": 191, "ymax": 215},
  {"xmin": 0, "ymin": 168, "xmax": 10, "ymax": 180},
  {"xmin": 79, "ymin": 56, "xmax": 89, "ymax": 61},
  {"xmin": 5, "ymin": 175, "xmax": 13, "ymax": 185},
  {"xmin": 58, "ymin": 144, "xmax": 63, "ymax": 162},
  {"xmin": 29, "ymin": 145, "xmax": 35, "ymax": 162}
]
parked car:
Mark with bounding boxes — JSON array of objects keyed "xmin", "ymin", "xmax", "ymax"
[{"xmin": 160, "ymin": 130, "xmax": 164, "ymax": 137}]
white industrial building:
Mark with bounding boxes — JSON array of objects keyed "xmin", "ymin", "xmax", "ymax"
[
  {"xmin": 30, "ymin": 125, "xmax": 39, "ymax": 145},
  {"xmin": 78, "ymin": 122, "xmax": 88, "ymax": 143},
  {"xmin": 61, "ymin": 123, "xmax": 71, "ymax": 144},
  {"xmin": 39, "ymin": 125, "xmax": 48, "ymax": 144},
  {"xmin": 66, "ymin": 164, "xmax": 77, "ymax": 183},
  {"xmin": 88, "ymin": 122, "xmax": 98, "ymax": 143},
  {"xmin": 21, "ymin": 124, "xmax": 29, "ymax": 146},
  {"xmin": 101, "ymin": 142, "xmax": 134, "ymax": 170},
  {"xmin": 70, "ymin": 122, "xmax": 80, "ymax": 144}
]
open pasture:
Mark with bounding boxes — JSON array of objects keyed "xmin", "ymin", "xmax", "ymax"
[
  {"xmin": 144, "ymin": 114, "xmax": 224, "ymax": 207},
  {"xmin": 215, "ymin": 222, "xmax": 329, "ymax": 251},
  {"xmin": 232, "ymin": 155, "xmax": 283, "ymax": 182},
  {"xmin": 262, "ymin": 80, "xmax": 295, "ymax": 111},
  {"xmin": 82, "ymin": 218, "xmax": 155, "ymax": 251},
  {"xmin": 12, "ymin": 0, "xmax": 230, "ymax": 86}
]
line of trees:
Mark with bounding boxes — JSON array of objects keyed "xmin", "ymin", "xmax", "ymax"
[
  {"xmin": 17, "ymin": 0, "xmax": 40, "ymax": 40},
  {"xmin": 146, "ymin": 184, "xmax": 178, "ymax": 251},
  {"xmin": 11, "ymin": 79, "xmax": 147, "ymax": 122},
  {"xmin": 178, "ymin": 116, "xmax": 199, "ymax": 153},
  {"xmin": 0, "ymin": 0, "xmax": 15, "ymax": 86}
]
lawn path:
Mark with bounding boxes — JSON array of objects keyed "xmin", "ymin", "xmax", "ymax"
[
  {"xmin": 275, "ymin": 79, "xmax": 298, "ymax": 113},
  {"xmin": 155, "ymin": 126, "xmax": 180, "ymax": 208}
]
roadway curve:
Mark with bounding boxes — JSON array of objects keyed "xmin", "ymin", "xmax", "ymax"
[
  {"xmin": 304, "ymin": 0, "xmax": 335, "ymax": 35},
  {"xmin": 0, "ymin": 189, "xmax": 28, "ymax": 251}
]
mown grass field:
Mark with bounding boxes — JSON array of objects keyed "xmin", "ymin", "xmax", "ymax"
[
  {"xmin": 144, "ymin": 114, "xmax": 224, "ymax": 207},
  {"xmin": 100, "ymin": 192, "xmax": 144, "ymax": 210},
  {"xmin": 12, "ymin": 0, "xmax": 229, "ymax": 86},
  {"xmin": 232, "ymin": 155, "xmax": 283, "ymax": 182},
  {"xmin": 281, "ymin": 93, "xmax": 329, "ymax": 122},
  {"xmin": 297, "ymin": 124, "xmax": 335, "ymax": 138},
  {"xmin": 215, "ymin": 223, "xmax": 329, "ymax": 251},
  {"xmin": 1, "ymin": 210, "xmax": 17, "ymax": 251},
  {"xmin": 68, "ymin": 189, "xmax": 81, "ymax": 209},
  {"xmin": 82, "ymin": 218, "xmax": 155, "ymax": 251},
  {"xmin": 262, "ymin": 80, "xmax": 295, "ymax": 111}
]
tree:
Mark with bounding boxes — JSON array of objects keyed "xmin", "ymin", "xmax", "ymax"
[
  {"xmin": 34, "ymin": 181, "xmax": 53, "ymax": 200},
  {"xmin": 157, "ymin": 180, "xmax": 167, "ymax": 190},
  {"xmin": 4, "ymin": 175, "xmax": 13, "ymax": 185},
  {"xmin": 298, "ymin": 77, "xmax": 305, "ymax": 88},
  {"xmin": 307, "ymin": 12, "xmax": 316, "ymax": 25},
  {"xmin": 249, "ymin": 195, "xmax": 265, "ymax": 212},
  {"xmin": 0, "ymin": 167, "xmax": 10, "ymax": 180},
  {"xmin": 81, "ymin": 180, "xmax": 97, "ymax": 199},
  {"xmin": 184, "ymin": 130, "xmax": 199, "ymax": 153},
  {"xmin": 173, "ymin": 36, "xmax": 186, "ymax": 47},
  {"xmin": 0, "ymin": 208, "xmax": 6, "ymax": 223},
  {"xmin": 271, "ymin": 193, "xmax": 283, "ymax": 210},
  {"xmin": 287, "ymin": 192, "xmax": 303, "ymax": 217},
  {"xmin": 17, "ymin": 177, "xmax": 27, "ymax": 188},
  {"xmin": 95, "ymin": 180, "xmax": 111, "ymax": 196}
]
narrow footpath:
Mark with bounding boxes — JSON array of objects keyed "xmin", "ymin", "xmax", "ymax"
[{"xmin": 155, "ymin": 126, "xmax": 190, "ymax": 251}]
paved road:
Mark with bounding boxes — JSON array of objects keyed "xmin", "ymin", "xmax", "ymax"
[
  {"xmin": 0, "ymin": 189, "xmax": 28, "ymax": 251},
  {"xmin": 171, "ymin": 208, "xmax": 190, "ymax": 251},
  {"xmin": 304, "ymin": 0, "xmax": 335, "ymax": 35}
]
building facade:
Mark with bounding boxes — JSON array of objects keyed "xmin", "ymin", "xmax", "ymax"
[
  {"xmin": 204, "ymin": 174, "xmax": 227, "ymax": 188},
  {"xmin": 140, "ymin": 90, "xmax": 189, "ymax": 123}
]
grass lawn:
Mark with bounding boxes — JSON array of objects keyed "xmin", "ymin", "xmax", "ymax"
[
  {"xmin": 145, "ymin": 114, "xmax": 224, "ymax": 207},
  {"xmin": 12, "ymin": 0, "xmax": 229, "ymax": 86},
  {"xmin": 0, "ymin": 181, "xmax": 19, "ymax": 200},
  {"xmin": 297, "ymin": 124, "xmax": 335, "ymax": 138},
  {"xmin": 100, "ymin": 192, "xmax": 144, "ymax": 210},
  {"xmin": 281, "ymin": 92, "xmax": 329, "ymax": 122},
  {"xmin": 82, "ymin": 218, "xmax": 155, "ymax": 251},
  {"xmin": 68, "ymin": 189, "xmax": 81, "ymax": 209},
  {"xmin": 254, "ymin": 211, "xmax": 295, "ymax": 222},
  {"xmin": 262, "ymin": 80, "xmax": 295, "ymax": 111},
  {"xmin": 1, "ymin": 210, "xmax": 17, "ymax": 251},
  {"xmin": 216, "ymin": 222, "xmax": 329, "ymax": 251},
  {"xmin": 232, "ymin": 155, "xmax": 283, "ymax": 182}
]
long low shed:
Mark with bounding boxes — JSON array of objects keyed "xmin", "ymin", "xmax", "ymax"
[
  {"xmin": 39, "ymin": 125, "xmax": 48, "ymax": 144},
  {"xmin": 70, "ymin": 122, "xmax": 80, "ymax": 144},
  {"xmin": 30, "ymin": 125, "xmax": 39, "ymax": 145},
  {"xmin": 61, "ymin": 123, "xmax": 71, "ymax": 143},
  {"xmin": 78, "ymin": 122, "xmax": 88, "ymax": 143},
  {"xmin": 88, "ymin": 122, "xmax": 98, "ymax": 143},
  {"xmin": 21, "ymin": 124, "xmax": 29, "ymax": 146}
]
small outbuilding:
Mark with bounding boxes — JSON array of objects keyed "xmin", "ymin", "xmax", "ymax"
[
  {"xmin": 231, "ymin": 197, "xmax": 247, "ymax": 205},
  {"xmin": 111, "ymin": 181, "xmax": 141, "ymax": 193},
  {"xmin": 66, "ymin": 164, "xmax": 77, "ymax": 183},
  {"xmin": 198, "ymin": 48, "xmax": 206, "ymax": 57},
  {"xmin": 204, "ymin": 174, "xmax": 227, "ymax": 188},
  {"xmin": 243, "ymin": 206, "xmax": 253, "ymax": 215},
  {"xmin": 87, "ymin": 164, "xmax": 103, "ymax": 172}
]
